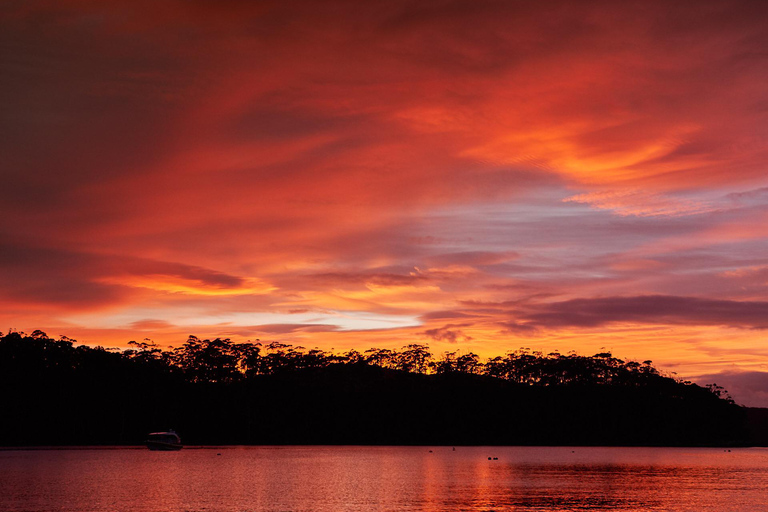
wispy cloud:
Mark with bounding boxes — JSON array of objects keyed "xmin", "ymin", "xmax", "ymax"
[{"xmin": 564, "ymin": 189, "xmax": 716, "ymax": 217}]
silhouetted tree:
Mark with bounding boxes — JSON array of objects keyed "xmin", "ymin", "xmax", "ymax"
[
  {"xmin": 170, "ymin": 336, "xmax": 240, "ymax": 383},
  {"xmin": 364, "ymin": 348, "xmax": 397, "ymax": 369},
  {"xmin": 394, "ymin": 344, "xmax": 431, "ymax": 374}
]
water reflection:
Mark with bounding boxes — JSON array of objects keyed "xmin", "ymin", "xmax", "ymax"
[{"xmin": 0, "ymin": 446, "xmax": 767, "ymax": 511}]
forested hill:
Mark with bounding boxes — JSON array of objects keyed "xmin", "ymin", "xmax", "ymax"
[{"xmin": 0, "ymin": 330, "xmax": 757, "ymax": 447}]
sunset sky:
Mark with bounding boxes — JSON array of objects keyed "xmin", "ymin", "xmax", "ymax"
[{"xmin": 3, "ymin": 0, "xmax": 768, "ymax": 405}]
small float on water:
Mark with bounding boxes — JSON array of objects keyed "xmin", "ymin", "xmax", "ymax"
[{"xmin": 145, "ymin": 430, "xmax": 183, "ymax": 451}]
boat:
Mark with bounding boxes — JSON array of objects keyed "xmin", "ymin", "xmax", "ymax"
[{"xmin": 145, "ymin": 430, "xmax": 183, "ymax": 451}]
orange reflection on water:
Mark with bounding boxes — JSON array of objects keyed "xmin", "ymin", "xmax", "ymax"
[{"xmin": 1, "ymin": 446, "xmax": 768, "ymax": 511}]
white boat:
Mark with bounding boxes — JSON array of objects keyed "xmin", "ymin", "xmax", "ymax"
[{"xmin": 145, "ymin": 430, "xmax": 183, "ymax": 451}]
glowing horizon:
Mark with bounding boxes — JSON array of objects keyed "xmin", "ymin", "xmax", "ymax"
[{"xmin": 3, "ymin": 0, "xmax": 768, "ymax": 406}]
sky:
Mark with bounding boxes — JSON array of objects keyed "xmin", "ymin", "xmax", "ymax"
[{"xmin": 3, "ymin": 0, "xmax": 768, "ymax": 405}]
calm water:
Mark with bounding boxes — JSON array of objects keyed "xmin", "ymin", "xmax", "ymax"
[{"xmin": 1, "ymin": 446, "xmax": 767, "ymax": 511}]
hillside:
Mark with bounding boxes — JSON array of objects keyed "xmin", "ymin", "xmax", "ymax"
[{"xmin": 0, "ymin": 331, "xmax": 756, "ymax": 446}]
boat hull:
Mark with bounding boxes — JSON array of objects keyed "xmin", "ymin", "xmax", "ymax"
[{"xmin": 146, "ymin": 441, "xmax": 183, "ymax": 451}]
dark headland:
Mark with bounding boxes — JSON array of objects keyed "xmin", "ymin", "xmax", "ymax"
[{"xmin": 1, "ymin": 330, "xmax": 765, "ymax": 447}]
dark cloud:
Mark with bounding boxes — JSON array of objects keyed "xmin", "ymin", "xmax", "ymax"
[
  {"xmin": 116, "ymin": 259, "xmax": 246, "ymax": 289},
  {"xmin": 0, "ymin": 243, "xmax": 248, "ymax": 310},
  {"xmin": 523, "ymin": 295, "xmax": 768, "ymax": 329},
  {"xmin": 422, "ymin": 324, "xmax": 472, "ymax": 343}
]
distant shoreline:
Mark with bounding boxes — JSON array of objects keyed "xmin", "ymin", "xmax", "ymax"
[{"xmin": 2, "ymin": 331, "xmax": 760, "ymax": 447}]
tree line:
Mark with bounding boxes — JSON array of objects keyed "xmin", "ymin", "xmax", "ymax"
[
  {"xmin": 0, "ymin": 329, "xmax": 755, "ymax": 447},
  {"xmin": 119, "ymin": 332, "xmax": 697, "ymax": 390}
]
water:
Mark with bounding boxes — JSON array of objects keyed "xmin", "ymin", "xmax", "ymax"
[{"xmin": 1, "ymin": 446, "xmax": 767, "ymax": 511}]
